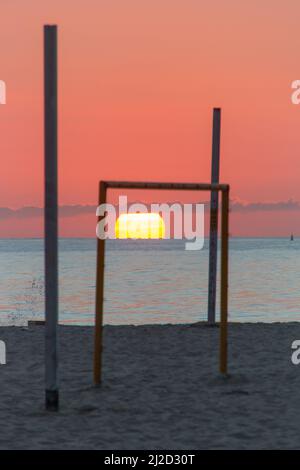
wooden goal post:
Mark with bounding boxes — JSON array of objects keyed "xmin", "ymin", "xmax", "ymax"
[{"xmin": 94, "ymin": 181, "xmax": 230, "ymax": 385}]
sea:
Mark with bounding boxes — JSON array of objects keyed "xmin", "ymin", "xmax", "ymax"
[{"xmin": 0, "ymin": 237, "xmax": 299, "ymax": 325}]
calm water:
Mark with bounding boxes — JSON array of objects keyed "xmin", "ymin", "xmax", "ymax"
[{"xmin": 0, "ymin": 238, "xmax": 299, "ymax": 325}]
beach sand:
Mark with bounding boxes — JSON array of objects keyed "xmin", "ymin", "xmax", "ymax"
[{"xmin": 0, "ymin": 322, "xmax": 300, "ymax": 449}]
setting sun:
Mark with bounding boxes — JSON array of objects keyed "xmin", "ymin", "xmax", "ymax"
[{"xmin": 115, "ymin": 213, "xmax": 165, "ymax": 239}]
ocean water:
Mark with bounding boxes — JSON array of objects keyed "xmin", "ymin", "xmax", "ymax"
[{"xmin": 0, "ymin": 238, "xmax": 299, "ymax": 325}]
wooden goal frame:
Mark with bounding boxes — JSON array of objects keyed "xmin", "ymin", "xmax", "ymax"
[{"xmin": 94, "ymin": 181, "xmax": 230, "ymax": 384}]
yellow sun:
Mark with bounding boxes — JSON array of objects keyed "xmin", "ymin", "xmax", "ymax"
[{"xmin": 115, "ymin": 213, "xmax": 165, "ymax": 239}]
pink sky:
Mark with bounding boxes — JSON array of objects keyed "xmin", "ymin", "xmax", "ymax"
[{"xmin": 0, "ymin": 0, "xmax": 300, "ymax": 236}]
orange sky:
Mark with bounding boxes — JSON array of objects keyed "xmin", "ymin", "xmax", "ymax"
[{"xmin": 0, "ymin": 0, "xmax": 300, "ymax": 236}]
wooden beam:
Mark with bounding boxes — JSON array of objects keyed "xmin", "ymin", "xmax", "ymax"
[
  {"xmin": 220, "ymin": 187, "xmax": 229, "ymax": 374},
  {"xmin": 94, "ymin": 181, "xmax": 107, "ymax": 385},
  {"xmin": 103, "ymin": 181, "xmax": 229, "ymax": 192}
]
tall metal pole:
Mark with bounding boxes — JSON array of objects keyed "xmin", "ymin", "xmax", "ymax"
[
  {"xmin": 207, "ymin": 108, "xmax": 221, "ymax": 324},
  {"xmin": 44, "ymin": 25, "xmax": 59, "ymax": 411}
]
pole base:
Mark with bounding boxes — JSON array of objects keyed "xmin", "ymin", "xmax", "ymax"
[
  {"xmin": 45, "ymin": 389, "xmax": 59, "ymax": 411},
  {"xmin": 207, "ymin": 321, "xmax": 219, "ymax": 328}
]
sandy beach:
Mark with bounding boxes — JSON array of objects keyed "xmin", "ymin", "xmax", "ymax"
[{"xmin": 0, "ymin": 322, "xmax": 299, "ymax": 449}]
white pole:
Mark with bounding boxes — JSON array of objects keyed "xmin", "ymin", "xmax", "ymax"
[
  {"xmin": 44, "ymin": 25, "xmax": 59, "ymax": 411},
  {"xmin": 207, "ymin": 108, "xmax": 221, "ymax": 324}
]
